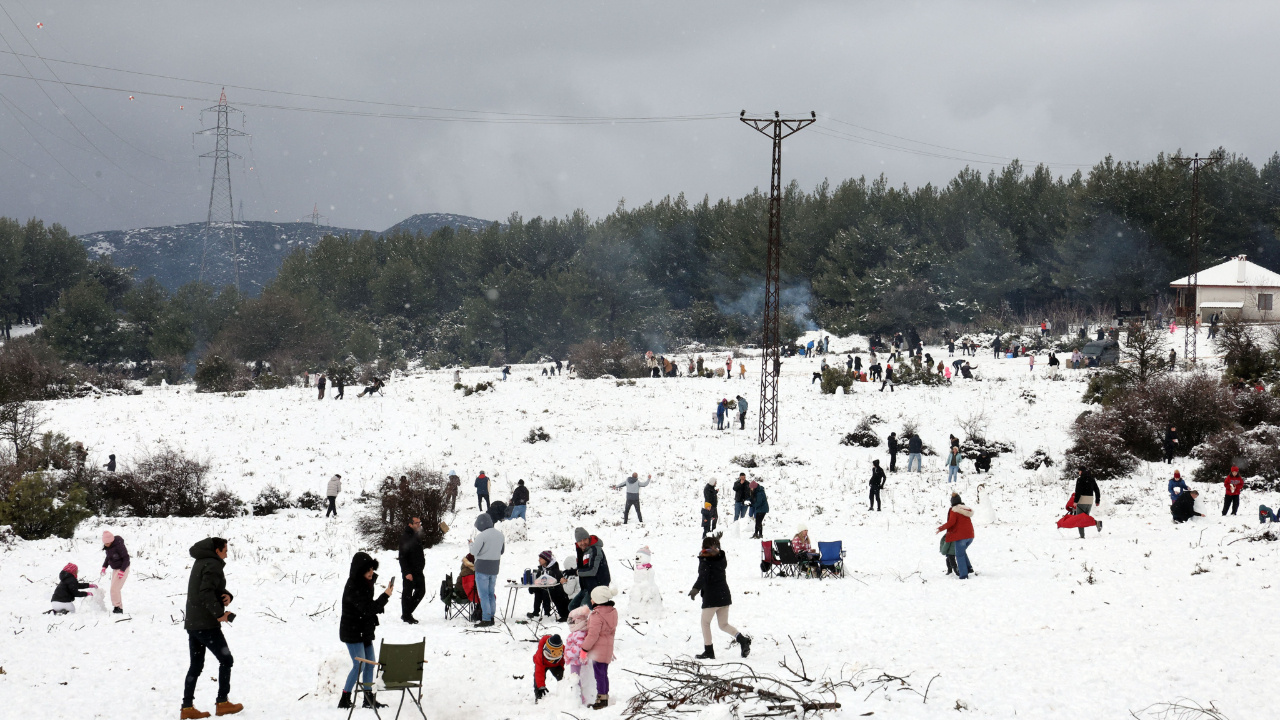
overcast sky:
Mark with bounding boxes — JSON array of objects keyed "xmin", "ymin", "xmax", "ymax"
[{"xmin": 1, "ymin": 1, "xmax": 1278, "ymax": 235}]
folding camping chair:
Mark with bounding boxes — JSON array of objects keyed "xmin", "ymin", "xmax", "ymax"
[
  {"xmin": 442, "ymin": 573, "xmax": 480, "ymax": 622},
  {"xmin": 816, "ymin": 541, "xmax": 846, "ymax": 579},
  {"xmin": 347, "ymin": 638, "xmax": 428, "ymax": 720},
  {"xmin": 760, "ymin": 540, "xmax": 782, "ymax": 577},
  {"xmin": 772, "ymin": 540, "xmax": 800, "ymax": 578}
]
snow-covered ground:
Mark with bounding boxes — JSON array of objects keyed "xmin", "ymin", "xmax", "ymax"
[{"xmin": 3, "ymin": 333, "xmax": 1278, "ymax": 719}]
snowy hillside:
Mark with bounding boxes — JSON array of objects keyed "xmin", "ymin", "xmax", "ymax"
[
  {"xmin": 3, "ymin": 334, "xmax": 1278, "ymax": 719},
  {"xmin": 382, "ymin": 213, "xmax": 492, "ymax": 236}
]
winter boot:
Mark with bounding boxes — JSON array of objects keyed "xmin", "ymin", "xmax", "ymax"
[
  {"xmin": 213, "ymin": 700, "xmax": 243, "ymax": 716},
  {"xmin": 694, "ymin": 645, "xmax": 715, "ymax": 660},
  {"xmin": 945, "ymin": 555, "xmax": 957, "ymax": 575},
  {"xmin": 338, "ymin": 691, "xmax": 352, "ymax": 709},
  {"xmin": 113, "ymin": 607, "xmax": 123, "ymax": 614},
  {"xmin": 1078, "ymin": 527, "xmax": 1086, "ymax": 539},
  {"xmin": 736, "ymin": 633, "xmax": 752, "ymax": 658},
  {"xmin": 1096, "ymin": 520, "xmax": 1103, "ymax": 533},
  {"xmin": 179, "ymin": 708, "xmax": 210, "ymax": 719},
  {"xmin": 591, "ymin": 694, "xmax": 609, "ymax": 710},
  {"xmin": 362, "ymin": 692, "xmax": 388, "ymax": 709}
]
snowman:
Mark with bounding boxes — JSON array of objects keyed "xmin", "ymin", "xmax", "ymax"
[{"xmin": 627, "ymin": 546, "xmax": 663, "ymax": 619}]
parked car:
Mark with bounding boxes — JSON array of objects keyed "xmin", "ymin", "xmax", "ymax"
[{"xmin": 1081, "ymin": 339, "xmax": 1120, "ymax": 366}]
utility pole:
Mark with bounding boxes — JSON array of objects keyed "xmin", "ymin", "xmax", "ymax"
[
  {"xmin": 306, "ymin": 203, "xmax": 327, "ymax": 226},
  {"xmin": 197, "ymin": 89, "xmax": 248, "ymax": 291},
  {"xmin": 1172, "ymin": 152, "xmax": 1220, "ymax": 367},
  {"xmin": 741, "ymin": 110, "xmax": 815, "ymax": 445}
]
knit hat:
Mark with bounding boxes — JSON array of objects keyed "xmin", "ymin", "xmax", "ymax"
[
  {"xmin": 543, "ymin": 635, "xmax": 564, "ymax": 662},
  {"xmin": 1173, "ymin": 470, "xmax": 1181, "ymax": 478},
  {"xmin": 538, "ymin": 550, "xmax": 555, "ymax": 565},
  {"xmin": 749, "ymin": 481, "xmax": 758, "ymax": 489},
  {"xmin": 518, "ymin": 479, "xmax": 525, "ymax": 486},
  {"xmin": 794, "ymin": 522, "xmax": 808, "ymax": 534},
  {"xmin": 590, "ymin": 585, "xmax": 615, "ymax": 604},
  {"xmin": 568, "ymin": 605, "xmax": 590, "ymax": 630},
  {"xmin": 1230, "ymin": 466, "xmax": 1239, "ymax": 473},
  {"xmin": 63, "ymin": 562, "xmax": 78, "ymax": 576},
  {"xmin": 704, "ymin": 502, "xmax": 712, "ymax": 510},
  {"xmin": 102, "ymin": 531, "xmax": 114, "ymax": 545},
  {"xmin": 574, "ymin": 527, "xmax": 589, "ymax": 542}
]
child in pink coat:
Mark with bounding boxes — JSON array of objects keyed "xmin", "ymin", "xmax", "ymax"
[
  {"xmin": 581, "ymin": 586, "xmax": 618, "ymax": 709},
  {"xmin": 564, "ymin": 606, "xmax": 596, "ymax": 705}
]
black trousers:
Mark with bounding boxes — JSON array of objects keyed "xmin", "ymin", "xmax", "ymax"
[
  {"xmin": 753, "ymin": 512, "xmax": 766, "ymax": 537},
  {"xmin": 401, "ymin": 571, "xmax": 426, "ymax": 618},
  {"xmin": 869, "ymin": 488, "xmax": 881, "ymax": 511},
  {"xmin": 184, "ymin": 628, "xmax": 233, "ymax": 707},
  {"xmin": 624, "ymin": 495, "xmax": 643, "ymax": 523},
  {"xmin": 326, "ymin": 496, "xmax": 337, "ymax": 517},
  {"xmin": 889, "ymin": 452, "xmax": 897, "ymax": 472},
  {"xmin": 1223, "ymin": 494, "xmax": 1240, "ymax": 515},
  {"xmin": 477, "ymin": 492, "xmax": 489, "ymax": 510},
  {"xmin": 532, "ymin": 586, "xmax": 569, "ymax": 619}
]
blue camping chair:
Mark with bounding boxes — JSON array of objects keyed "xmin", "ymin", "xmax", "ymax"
[{"xmin": 817, "ymin": 541, "xmax": 845, "ymax": 578}]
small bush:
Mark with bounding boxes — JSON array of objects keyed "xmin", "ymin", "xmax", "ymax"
[
  {"xmin": 731, "ymin": 453, "xmax": 759, "ymax": 468},
  {"xmin": 840, "ymin": 417, "xmax": 880, "ymax": 447},
  {"xmin": 195, "ymin": 355, "xmax": 249, "ymax": 393},
  {"xmin": 17, "ymin": 431, "xmax": 85, "ymax": 472},
  {"xmin": 295, "ymin": 490, "xmax": 325, "ymax": 511},
  {"xmin": 254, "ymin": 373, "xmax": 292, "ymax": 390},
  {"xmin": 960, "ymin": 437, "xmax": 1014, "ymax": 461},
  {"xmin": 205, "ymin": 487, "xmax": 246, "ymax": 518},
  {"xmin": 252, "ymin": 485, "xmax": 293, "ymax": 516},
  {"xmin": 355, "ymin": 468, "xmax": 448, "ymax": 551},
  {"xmin": 325, "ymin": 361, "xmax": 357, "ymax": 387},
  {"xmin": 544, "ymin": 475, "xmax": 577, "ymax": 492},
  {"xmin": 820, "ymin": 366, "xmax": 855, "ymax": 394},
  {"xmin": 0, "ymin": 472, "xmax": 92, "ymax": 539},
  {"xmin": 1022, "ymin": 449, "xmax": 1054, "ymax": 470},
  {"xmin": 893, "ymin": 363, "xmax": 949, "ymax": 387},
  {"xmin": 1235, "ymin": 390, "xmax": 1280, "ymax": 428},
  {"xmin": 1191, "ymin": 423, "xmax": 1280, "ymax": 491},
  {"xmin": 0, "ymin": 338, "xmax": 74, "ymax": 403},
  {"xmin": 1063, "ymin": 409, "xmax": 1139, "ymax": 480},
  {"xmin": 567, "ymin": 339, "xmax": 646, "ymax": 380},
  {"xmin": 524, "ymin": 426, "xmax": 551, "ymax": 444},
  {"xmin": 474, "ymin": 381, "xmax": 493, "ymax": 393},
  {"xmin": 98, "ymin": 447, "xmax": 209, "ymax": 517}
]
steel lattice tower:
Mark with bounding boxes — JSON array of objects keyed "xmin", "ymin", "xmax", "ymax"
[
  {"xmin": 1172, "ymin": 152, "xmax": 1221, "ymax": 367},
  {"xmin": 741, "ymin": 110, "xmax": 815, "ymax": 445},
  {"xmin": 197, "ymin": 89, "xmax": 248, "ymax": 291}
]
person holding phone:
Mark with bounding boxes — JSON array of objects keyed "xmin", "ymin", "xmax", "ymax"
[
  {"xmin": 181, "ymin": 537, "xmax": 242, "ymax": 718},
  {"xmin": 338, "ymin": 552, "xmax": 394, "ymax": 710}
]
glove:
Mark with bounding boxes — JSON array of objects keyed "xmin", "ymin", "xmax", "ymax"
[
  {"xmin": 688, "ymin": 588, "xmax": 699, "ymax": 600},
  {"xmin": 117, "ymin": 571, "xmax": 125, "ymax": 580},
  {"xmin": 85, "ymin": 591, "xmax": 93, "ymax": 596},
  {"xmin": 100, "ymin": 568, "xmax": 107, "ymax": 576},
  {"xmin": 534, "ymin": 687, "xmax": 547, "ymax": 701},
  {"xmin": 88, "ymin": 584, "xmax": 98, "ymax": 589}
]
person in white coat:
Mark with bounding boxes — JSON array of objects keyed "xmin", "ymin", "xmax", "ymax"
[{"xmin": 326, "ymin": 474, "xmax": 342, "ymax": 517}]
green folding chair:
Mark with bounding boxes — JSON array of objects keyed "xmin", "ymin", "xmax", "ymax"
[{"xmin": 347, "ymin": 638, "xmax": 427, "ymax": 720}]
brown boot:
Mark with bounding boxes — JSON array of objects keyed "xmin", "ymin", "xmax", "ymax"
[
  {"xmin": 180, "ymin": 708, "xmax": 211, "ymax": 719},
  {"xmin": 214, "ymin": 701, "xmax": 243, "ymax": 716},
  {"xmin": 591, "ymin": 693, "xmax": 609, "ymax": 710}
]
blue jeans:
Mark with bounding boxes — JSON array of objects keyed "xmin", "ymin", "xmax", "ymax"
[
  {"xmin": 947, "ymin": 466, "xmax": 959, "ymax": 483},
  {"xmin": 907, "ymin": 453, "xmax": 922, "ymax": 472},
  {"xmin": 955, "ymin": 538, "xmax": 973, "ymax": 579},
  {"xmin": 343, "ymin": 642, "xmax": 374, "ymax": 693},
  {"xmin": 733, "ymin": 501, "xmax": 752, "ymax": 521},
  {"xmin": 509, "ymin": 504, "xmax": 527, "ymax": 521},
  {"xmin": 476, "ymin": 572, "xmax": 497, "ymax": 621}
]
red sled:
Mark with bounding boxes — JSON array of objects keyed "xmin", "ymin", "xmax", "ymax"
[{"xmin": 1057, "ymin": 512, "xmax": 1096, "ymax": 529}]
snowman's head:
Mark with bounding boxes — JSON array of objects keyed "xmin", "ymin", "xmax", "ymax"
[{"xmin": 635, "ymin": 546, "xmax": 652, "ymax": 566}]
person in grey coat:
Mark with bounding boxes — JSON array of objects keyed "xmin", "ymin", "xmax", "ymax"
[
  {"xmin": 470, "ymin": 513, "xmax": 505, "ymax": 627},
  {"xmin": 735, "ymin": 395, "xmax": 748, "ymax": 430},
  {"xmin": 611, "ymin": 472, "xmax": 651, "ymax": 524},
  {"xmin": 326, "ymin": 474, "xmax": 342, "ymax": 517}
]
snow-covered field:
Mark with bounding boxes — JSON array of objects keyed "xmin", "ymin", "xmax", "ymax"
[{"xmin": 4, "ymin": 333, "xmax": 1278, "ymax": 719}]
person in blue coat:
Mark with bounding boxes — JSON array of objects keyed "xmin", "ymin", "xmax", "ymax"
[
  {"xmin": 749, "ymin": 481, "xmax": 769, "ymax": 539},
  {"xmin": 1167, "ymin": 470, "xmax": 1189, "ymax": 505}
]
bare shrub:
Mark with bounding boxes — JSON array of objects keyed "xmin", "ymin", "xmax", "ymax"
[
  {"xmin": 544, "ymin": 475, "xmax": 577, "ymax": 492},
  {"xmin": 355, "ymin": 467, "xmax": 448, "ymax": 551},
  {"xmin": 1191, "ymin": 424, "xmax": 1280, "ymax": 491},
  {"xmin": 567, "ymin": 339, "xmax": 646, "ymax": 380},
  {"xmin": 1063, "ymin": 409, "xmax": 1140, "ymax": 480},
  {"xmin": 99, "ymin": 447, "xmax": 210, "ymax": 517},
  {"xmin": 957, "ymin": 409, "xmax": 989, "ymax": 442},
  {"xmin": 0, "ymin": 338, "xmax": 73, "ymax": 402},
  {"xmin": 0, "ymin": 401, "xmax": 44, "ymax": 459}
]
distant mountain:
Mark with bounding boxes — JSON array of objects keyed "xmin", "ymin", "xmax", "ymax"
[
  {"xmin": 382, "ymin": 213, "xmax": 492, "ymax": 236},
  {"xmin": 80, "ymin": 213, "xmax": 492, "ymax": 293}
]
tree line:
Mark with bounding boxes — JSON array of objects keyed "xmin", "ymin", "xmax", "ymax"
[{"xmin": 4, "ymin": 148, "xmax": 1280, "ymax": 372}]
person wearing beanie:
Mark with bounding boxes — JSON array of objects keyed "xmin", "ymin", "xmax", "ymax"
[
  {"xmin": 532, "ymin": 634, "xmax": 566, "ymax": 700},
  {"xmin": 564, "ymin": 606, "xmax": 597, "ymax": 705},
  {"xmin": 937, "ymin": 494, "xmax": 976, "ymax": 579},
  {"xmin": 689, "ymin": 536, "xmax": 751, "ymax": 660},
  {"xmin": 100, "ymin": 531, "xmax": 131, "ymax": 614},
  {"xmin": 791, "ymin": 524, "xmax": 819, "ymax": 563},
  {"xmin": 510, "ymin": 479, "xmax": 530, "ymax": 521},
  {"xmin": 566, "ymin": 527, "xmax": 611, "ymax": 612},
  {"xmin": 1168, "ymin": 470, "xmax": 1189, "ymax": 505},
  {"xmin": 749, "ymin": 482, "xmax": 769, "ymax": 539},
  {"xmin": 50, "ymin": 562, "xmax": 96, "ymax": 614},
  {"xmin": 582, "ymin": 586, "xmax": 618, "ymax": 709},
  {"xmin": 470, "ymin": 513, "xmax": 505, "ymax": 627},
  {"xmin": 701, "ymin": 502, "xmax": 715, "ymax": 537},
  {"xmin": 338, "ymin": 552, "xmax": 393, "ymax": 710},
  {"xmin": 475, "ymin": 471, "xmax": 491, "ymax": 511},
  {"xmin": 1223, "ymin": 466, "xmax": 1244, "ymax": 516},
  {"xmin": 529, "ymin": 550, "xmax": 569, "ymax": 621},
  {"xmin": 325, "ymin": 474, "xmax": 342, "ymax": 518}
]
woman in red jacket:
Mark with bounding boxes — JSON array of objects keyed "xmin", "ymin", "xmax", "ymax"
[
  {"xmin": 1223, "ymin": 466, "xmax": 1244, "ymax": 516},
  {"xmin": 936, "ymin": 493, "xmax": 975, "ymax": 579}
]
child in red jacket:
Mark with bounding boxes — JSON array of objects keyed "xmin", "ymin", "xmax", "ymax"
[
  {"xmin": 1223, "ymin": 466, "xmax": 1244, "ymax": 516},
  {"xmin": 532, "ymin": 634, "xmax": 565, "ymax": 701}
]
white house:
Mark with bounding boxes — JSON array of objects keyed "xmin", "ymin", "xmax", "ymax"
[{"xmin": 1169, "ymin": 255, "xmax": 1280, "ymax": 322}]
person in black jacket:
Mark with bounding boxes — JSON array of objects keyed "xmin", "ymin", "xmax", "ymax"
[
  {"xmin": 1172, "ymin": 490, "xmax": 1203, "ymax": 523},
  {"xmin": 1071, "ymin": 469, "xmax": 1103, "ymax": 539},
  {"xmin": 869, "ymin": 460, "xmax": 886, "ymax": 511},
  {"xmin": 879, "ymin": 362, "xmax": 895, "ymax": 392},
  {"xmin": 528, "ymin": 550, "xmax": 569, "ymax": 621},
  {"xmin": 398, "ymin": 517, "xmax": 425, "ymax": 624},
  {"xmin": 732, "ymin": 473, "xmax": 752, "ymax": 522},
  {"xmin": 1163, "ymin": 426, "xmax": 1179, "ymax": 464},
  {"xmin": 182, "ymin": 537, "xmax": 241, "ymax": 718},
  {"xmin": 907, "ymin": 432, "xmax": 924, "ymax": 473},
  {"xmin": 49, "ymin": 562, "xmax": 96, "ymax": 614},
  {"xmin": 886, "ymin": 432, "xmax": 899, "ymax": 472},
  {"xmin": 689, "ymin": 537, "xmax": 751, "ymax": 660},
  {"xmin": 510, "ymin": 479, "xmax": 530, "ymax": 521},
  {"xmin": 339, "ymin": 552, "xmax": 393, "ymax": 710},
  {"xmin": 703, "ymin": 480, "xmax": 718, "ymax": 533}
]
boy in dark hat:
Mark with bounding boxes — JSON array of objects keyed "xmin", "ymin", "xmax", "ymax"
[{"xmin": 533, "ymin": 634, "xmax": 566, "ymax": 701}]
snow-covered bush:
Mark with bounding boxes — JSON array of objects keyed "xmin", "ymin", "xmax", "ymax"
[
  {"xmin": 1022, "ymin": 449, "xmax": 1054, "ymax": 470},
  {"xmin": 355, "ymin": 468, "xmax": 448, "ymax": 551},
  {"xmin": 294, "ymin": 490, "xmax": 325, "ymax": 511},
  {"xmin": 960, "ymin": 437, "xmax": 1014, "ymax": 461},
  {"xmin": 523, "ymin": 426, "xmax": 551, "ymax": 444},
  {"xmin": 1063, "ymin": 410, "xmax": 1139, "ymax": 480},
  {"xmin": 893, "ymin": 362, "xmax": 948, "ymax": 387},
  {"xmin": 567, "ymin": 340, "xmax": 646, "ymax": 380},
  {"xmin": 820, "ymin": 366, "xmax": 854, "ymax": 394},
  {"xmin": 1191, "ymin": 424, "xmax": 1280, "ymax": 491},
  {"xmin": 840, "ymin": 417, "xmax": 880, "ymax": 447},
  {"xmin": 205, "ymin": 487, "xmax": 246, "ymax": 518},
  {"xmin": 1234, "ymin": 389, "xmax": 1280, "ymax": 428},
  {"xmin": 98, "ymin": 448, "xmax": 210, "ymax": 517},
  {"xmin": 194, "ymin": 355, "xmax": 249, "ymax": 393},
  {"xmin": 252, "ymin": 485, "xmax": 293, "ymax": 516},
  {"xmin": 544, "ymin": 475, "xmax": 577, "ymax": 492},
  {"xmin": 0, "ymin": 472, "xmax": 91, "ymax": 540}
]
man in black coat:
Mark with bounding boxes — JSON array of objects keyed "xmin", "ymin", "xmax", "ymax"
[
  {"xmin": 398, "ymin": 517, "xmax": 426, "ymax": 624},
  {"xmin": 732, "ymin": 473, "xmax": 752, "ymax": 522},
  {"xmin": 182, "ymin": 537, "xmax": 241, "ymax": 718},
  {"xmin": 1163, "ymin": 426, "xmax": 1178, "ymax": 464},
  {"xmin": 1172, "ymin": 490, "xmax": 1203, "ymax": 523},
  {"xmin": 869, "ymin": 460, "xmax": 886, "ymax": 511},
  {"xmin": 703, "ymin": 480, "xmax": 718, "ymax": 533},
  {"xmin": 886, "ymin": 432, "xmax": 899, "ymax": 473}
]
